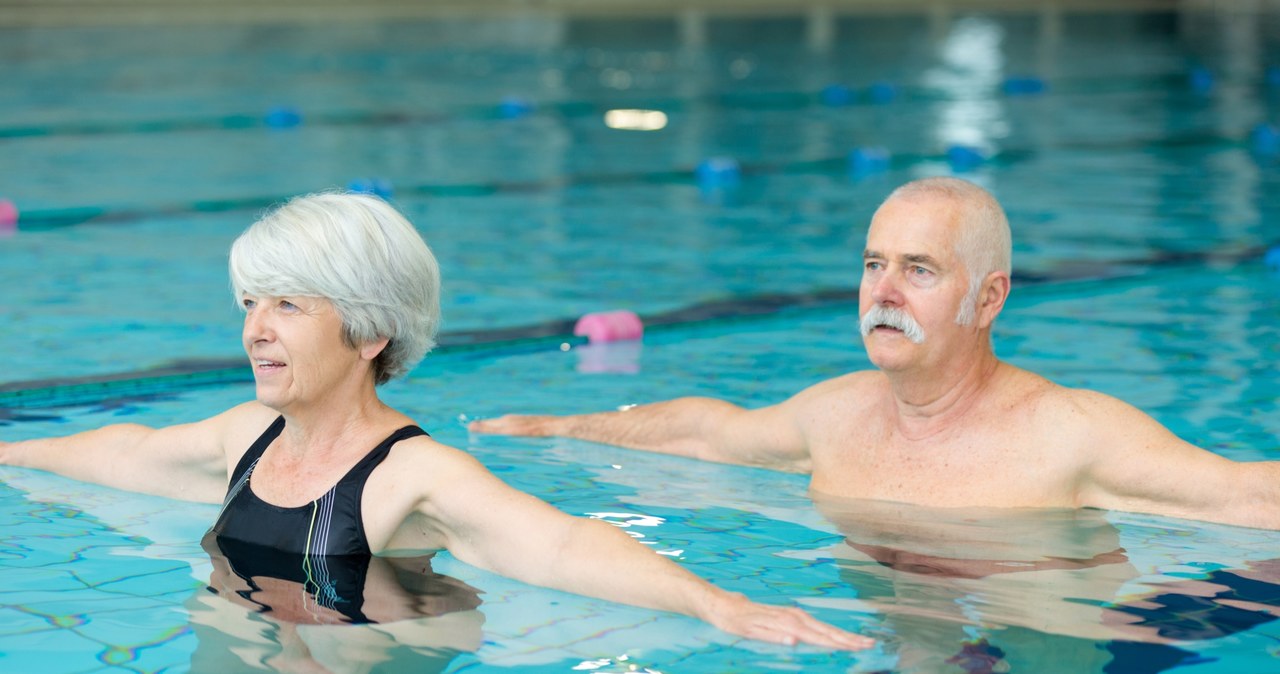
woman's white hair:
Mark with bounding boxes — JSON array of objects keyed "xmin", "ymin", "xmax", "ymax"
[
  {"xmin": 886, "ymin": 177, "xmax": 1011, "ymax": 326},
  {"xmin": 229, "ymin": 192, "xmax": 441, "ymax": 384}
]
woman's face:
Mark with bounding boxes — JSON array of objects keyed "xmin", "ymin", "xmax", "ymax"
[{"xmin": 240, "ymin": 294, "xmax": 368, "ymax": 413}]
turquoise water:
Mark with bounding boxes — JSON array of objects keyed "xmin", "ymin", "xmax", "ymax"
[{"xmin": 2, "ymin": 6, "xmax": 1280, "ymax": 673}]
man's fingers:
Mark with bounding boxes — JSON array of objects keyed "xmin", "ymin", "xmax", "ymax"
[
  {"xmin": 468, "ymin": 415, "xmax": 520, "ymax": 434},
  {"xmin": 468, "ymin": 415, "xmax": 549, "ymax": 436}
]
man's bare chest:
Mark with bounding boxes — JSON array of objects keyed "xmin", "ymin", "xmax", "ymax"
[{"xmin": 806, "ymin": 421, "xmax": 1078, "ymax": 508}]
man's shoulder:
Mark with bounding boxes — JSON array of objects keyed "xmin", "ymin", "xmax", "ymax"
[
  {"xmin": 785, "ymin": 370, "xmax": 885, "ymax": 420},
  {"xmin": 812, "ymin": 370, "xmax": 885, "ymax": 394},
  {"xmin": 1000, "ymin": 368, "xmax": 1140, "ymax": 435}
]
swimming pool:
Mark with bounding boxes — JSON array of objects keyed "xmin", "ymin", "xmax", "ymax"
[{"xmin": 2, "ymin": 4, "xmax": 1279, "ymax": 673}]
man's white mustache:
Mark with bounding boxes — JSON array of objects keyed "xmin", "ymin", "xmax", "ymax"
[{"xmin": 860, "ymin": 306, "xmax": 926, "ymax": 344}]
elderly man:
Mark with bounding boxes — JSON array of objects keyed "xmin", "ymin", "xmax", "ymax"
[{"xmin": 471, "ymin": 177, "xmax": 1279, "ymax": 530}]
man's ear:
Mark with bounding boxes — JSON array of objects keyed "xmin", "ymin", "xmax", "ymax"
[{"xmin": 978, "ymin": 271, "xmax": 1010, "ymax": 329}]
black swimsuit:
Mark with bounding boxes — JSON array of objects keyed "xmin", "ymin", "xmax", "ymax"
[
  {"xmin": 207, "ymin": 416, "xmax": 426, "ymax": 556},
  {"xmin": 203, "ymin": 416, "xmax": 438, "ymax": 623}
]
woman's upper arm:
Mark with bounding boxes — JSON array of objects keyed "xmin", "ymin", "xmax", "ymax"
[
  {"xmin": 127, "ymin": 402, "xmax": 274, "ymax": 501},
  {"xmin": 7, "ymin": 401, "xmax": 271, "ymax": 504},
  {"xmin": 410, "ymin": 445, "xmax": 572, "ymax": 578}
]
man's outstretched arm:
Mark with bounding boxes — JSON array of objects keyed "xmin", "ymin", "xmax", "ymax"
[
  {"xmin": 470, "ymin": 392, "xmax": 818, "ymax": 474},
  {"xmin": 1071, "ymin": 389, "xmax": 1280, "ymax": 530}
]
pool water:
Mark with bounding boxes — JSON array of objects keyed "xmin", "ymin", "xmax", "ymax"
[{"xmin": 2, "ymin": 4, "xmax": 1279, "ymax": 673}]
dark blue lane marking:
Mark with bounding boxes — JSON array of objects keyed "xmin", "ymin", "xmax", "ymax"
[{"xmin": 14, "ymin": 128, "xmax": 1263, "ymax": 231}]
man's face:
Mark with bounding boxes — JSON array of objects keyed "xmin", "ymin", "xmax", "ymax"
[{"xmin": 858, "ymin": 196, "xmax": 973, "ymax": 373}]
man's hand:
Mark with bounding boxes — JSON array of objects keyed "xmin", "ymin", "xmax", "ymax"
[{"xmin": 468, "ymin": 414, "xmax": 560, "ymax": 437}]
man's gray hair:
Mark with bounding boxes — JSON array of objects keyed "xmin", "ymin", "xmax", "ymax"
[
  {"xmin": 229, "ymin": 192, "xmax": 441, "ymax": 384},
  {"xmin": 886, "ymin": 177, "xmax": 1012, "ymax": 325}
]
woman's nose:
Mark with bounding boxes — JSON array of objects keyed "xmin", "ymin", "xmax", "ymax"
[{"xmin": 242, "ymin": 307, "xmax": 271, "ymax": 342}]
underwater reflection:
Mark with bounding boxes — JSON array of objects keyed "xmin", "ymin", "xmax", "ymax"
[
  {"xmin": 190, "ymin": 533, "xmax": 484, "ymax": 673},
  {"xmin": 814, "ymin": 496, "xmax": 1280, "ymax": 674}
]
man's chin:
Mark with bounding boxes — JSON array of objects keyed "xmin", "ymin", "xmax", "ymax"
[{"xmin": 864, "ymin": 343, "xmax": 919, "ymax": 371}]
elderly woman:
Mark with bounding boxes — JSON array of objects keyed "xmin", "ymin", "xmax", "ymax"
[{"xmin": 0, "ymin": 192, "xmax": 869, "ymax": 650}]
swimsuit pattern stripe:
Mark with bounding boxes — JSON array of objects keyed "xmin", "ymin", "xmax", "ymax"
[
  {"xmin": 305, "ymin": 489, "xmax": 340, "ymax": 612},
  {"xmin": 213, "ymin": 456, "xmax": 260, "ymax": 523}
]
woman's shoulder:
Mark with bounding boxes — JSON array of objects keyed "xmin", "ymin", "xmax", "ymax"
[
  {"xmin": 202, "ymin": 401, "xmax": 283, "ymax": 462},
  {"xmin": 213, "ymin": 401, "xmax": 282, "ymax": 436},
  {"xmin": 383, "ymin": 431, "xmax": 485, "ymax": 473}
]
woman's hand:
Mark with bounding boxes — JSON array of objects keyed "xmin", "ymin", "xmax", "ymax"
[{"xmin": 703, "ymin": 591, "xmax": 874, "ymax": 651}]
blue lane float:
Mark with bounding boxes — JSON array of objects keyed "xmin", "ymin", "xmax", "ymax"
[
  {"xmin": 1251, "ymin": 123, "xmax": 1280, "ymax": 156},
  {"xmin": 347, "ymin": 178, "xmax": 394, "ymax": 199},
  {"xmin": 947, "ymin": 145, "xmax": 987, "ymax": 171},
  {"xmin": 695, "ymin": 157, "xmax": 741, "ymax": 188},
  {"xmin": 867, "ymin": 81, "xmax": 898, "ymax": 104},
  {"xmin": 1002, "ymin": 75, "xmax": 1047, "ymax": 95},
  {"xmin": 264, "ymin": 105, "xmax": 303, "ymax": 129},
  {"xmin": 849, "ymin": 147, "xmax": 891, "ymax": 175},
  {"xmin": 1265, "ymin": 246, "xmax": 1280, "ymax": 272},
  {"xmin": 820, "ymin": 83, "xmax": 856, "ymax": 107},
  {"xmin": 1189, "ymin": 67, "xmax": 1215, "ymax": 95},
  {"xmin": 497, "ymin": 96, "xmax": 534, "ymax": 119}
]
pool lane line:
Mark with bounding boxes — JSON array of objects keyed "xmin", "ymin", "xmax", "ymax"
[
  {"xmin": 2, "ymin": 244, "xmax": 1273, "ymax": 413},
  {"xmin": 0, "ymin": 288, "xmax": 897, "ymax": 410},
  {"xmin": 12, "ymin": 128, "xmax": 1263, "ymax": 231},
  {"xmin": 0, "ymin": 71, "xmax": 1256, "ymax": 141}
]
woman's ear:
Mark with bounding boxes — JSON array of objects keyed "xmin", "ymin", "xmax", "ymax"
[{"xmin": 360, "ymin": 337, "xmax": 391, "ymax": 362}]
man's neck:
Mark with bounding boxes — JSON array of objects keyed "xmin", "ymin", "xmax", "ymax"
[{"xmin": 885, "ymin": 347, "xmax": 1003, "ymax": 442}]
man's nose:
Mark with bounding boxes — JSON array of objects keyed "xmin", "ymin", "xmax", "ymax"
[{"xmin": 869, "ymin": 268, "xmax": 904, "ymax": 306}]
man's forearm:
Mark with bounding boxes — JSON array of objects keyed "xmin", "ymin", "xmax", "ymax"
[{"xmin": 472, "ymin": 397, "xmax": 743, "ymax": 462}]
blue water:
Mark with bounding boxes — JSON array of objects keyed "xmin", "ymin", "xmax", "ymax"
[{"xmin": 2, "ymin": 5, "xmax": 1279, "ymax": 673}]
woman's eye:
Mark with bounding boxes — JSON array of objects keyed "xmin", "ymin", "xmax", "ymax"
[
  {"xmin": 280, "ymin": 300, "xmax": 298, "ymax": 311},
  {"xmin": 242, "ymin": 298, "xmax": 256, "ymax": 310}
]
